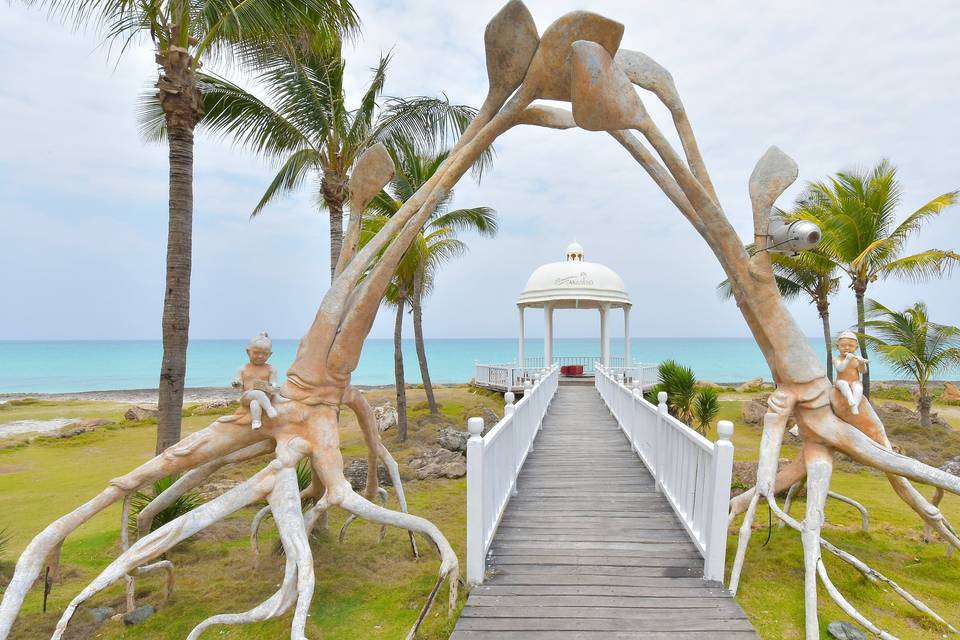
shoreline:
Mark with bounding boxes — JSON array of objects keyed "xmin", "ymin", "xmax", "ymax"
[{"xmin": 0, "ymin": 379, "xmax": 952, "ymax": 406}]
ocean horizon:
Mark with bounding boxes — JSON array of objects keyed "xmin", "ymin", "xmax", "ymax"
[{"xmin": 2, "ymin": 337, "xmax": 952, "ymax": 395}]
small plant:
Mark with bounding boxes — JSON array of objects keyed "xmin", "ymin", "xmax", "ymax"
[
  {"xmin": 692, "ymin": 387, "xmax": 720, "ymax": 436},
  {"xmin": 128, "ymin": 476, "xmax": 203, "ymax": 535},
  {"xmin": 650, "ymin": 360, "xmax": 697, "ymax": 423}
]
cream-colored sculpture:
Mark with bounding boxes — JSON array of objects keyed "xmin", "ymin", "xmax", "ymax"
[
  {"xmin": 834, "ymin": 330, "xmax": 869, "ymax": 415},
  {"xmin": 1, "ymin": 5, "xmax": 958, "ymax": 640},
  {"xmin": 232, "ymin": 332, "xmax": 279, "ymax": 430}
]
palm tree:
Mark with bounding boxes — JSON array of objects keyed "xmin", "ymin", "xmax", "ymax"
[
  {"xmin": 166, "ymin": 39, "xmax": 484, "ymax": 281},
  {"xmin": 718, "ymin": 237, "xmax": 841, "ymax": 379},
  {"xmin": 863, "ymin": 299, "xmax": 960, "ymax": 427},
  {"xmin": 363, "ymin": 142, "xmax": 496, "ymax": 434},
  {"xmin": 30, "ymin": 0, "xmax": 359, "ymax": 454},
  {"xmin": 795, "ymin": 160, "xmax": 960, "ymax": 397}
]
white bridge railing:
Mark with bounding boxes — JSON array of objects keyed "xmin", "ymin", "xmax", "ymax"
[
  {"xmin": 475, "ymin": 358, "xmax": 658, "ymax": 392},
  {"xmin": 595, "ymin": 365, "xmax": 735, "ymax": 582},
  {"xmin": 466, "ymin": 364, "xmax": 560, "ymax": 584}
]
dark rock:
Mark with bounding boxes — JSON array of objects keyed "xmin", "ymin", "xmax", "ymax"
[
  {"xmin": 124, "ymin": 406, "xmax": 158, "ymax": 421},
  {"xmin": 344, "ymin": 458, "xmax": 392, "ymax": 492},
  {"xmin": 90, "ymin": 606, "xmax": 115, "ymax": 623},
  {"xmin": 408, "ymin": 448, "xmax": 466, "ymax": 480},
  {"xmin": 122, "ymin": 604, "xmax": 155, "ymax": 626},
  {"xmin": 481, "ymin": 408, "xmax": 500, "ymax": 428},
  {"xmin": 741, "ymin": 396, "xmax": 768, "ymax": 424},
  {"xmin": 942, "ymin": 455, "xmax": 960, "ymax": 476},
  {"xmin": 731, "ymin": 459, "xmax": 793, "ymax": 496},
  {"xmin": 439, "ymin": 427, "xmax": 470, "ymax": 452},
  {"xmin": 827, "ymin": 620, "xmax": 867, "ymax": 640}
]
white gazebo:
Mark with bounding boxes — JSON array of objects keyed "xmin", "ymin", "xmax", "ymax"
[{"xmin": 517, "ymin": 242, "xmax": 632, "ymax": 368}]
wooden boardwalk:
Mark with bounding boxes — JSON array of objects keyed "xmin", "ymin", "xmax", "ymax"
[{"xmin": 451, "ymin": 385, "xmax": 757, "ymax": 640}]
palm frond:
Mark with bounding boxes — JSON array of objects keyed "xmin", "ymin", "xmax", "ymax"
[{"xmin": 252, "ymin": 148, "xmax": 322, "ymax": 217}]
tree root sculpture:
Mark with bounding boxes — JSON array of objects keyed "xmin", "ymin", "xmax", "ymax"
[
  {"xmin": 779, "ymin": 479, "xmax": 870, "ymax": 532},
  {"xmin": 4, "ymin": 4, "xmax": 958, "ymax": 639}
]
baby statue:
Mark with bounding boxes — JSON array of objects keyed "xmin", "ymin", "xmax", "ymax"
[
  {"xmin": 834, "ymin": 330, "xmax": 868, "ymax": 415},
  {"xmin": 232, "ymin": 332, "xmax": 279, "ymax": 430}
]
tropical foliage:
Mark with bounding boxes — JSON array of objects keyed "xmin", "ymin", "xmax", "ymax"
[
  {"xmin": 793, "ymin": 160, "xmax": 959, "ymax": 396},
  {"xmin": 143, "ymin": 38, "xmax": 485, "ymax": 280},
  {"xmin": 692, "ymin": 387, "xmax": 720, "ymax": 436},
  {"xmin": 863, "ymin": 299, "xmax": 960, "ymax": 427},
  {"xmin": 30, "ymin": 0, "xmax": 360, "ymax": 454},
  {"xmin": 360, "ymin": 141, "xmax": 497, "ymax": 438},
  {"xmin": 128, "ymin": 476, "xmax": 204, "ymax": 535}
]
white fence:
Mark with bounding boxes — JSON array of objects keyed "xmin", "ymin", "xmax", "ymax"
[
  {"xmin": 594, "ymin": 365, "xmax": 735, "ymax": 582},
  {"xmin": 466, "ymin": 364, "xmax": 560, "ymax": 584},
  {"xmin": 475, "ymin": 358, "xmax": 657, "ymax": 392}
]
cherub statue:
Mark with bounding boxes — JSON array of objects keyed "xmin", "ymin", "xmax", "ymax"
[
  {"xmin": 232, "ymin": 332, "xmax": 279, "ymax": 430},
  {"xmin": 834, "ymin": 330, "xmax": 868, "ymax": 415}
]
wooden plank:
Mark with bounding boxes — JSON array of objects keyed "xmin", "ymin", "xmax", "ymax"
[{"xmin": 451, "ymin": 385, "xmax": 757, "ymax": 638}]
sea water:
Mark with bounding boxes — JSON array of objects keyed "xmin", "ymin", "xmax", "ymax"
[{"xmin": 0, "ymin": 337, "xmax": 935, "ymax": 394}]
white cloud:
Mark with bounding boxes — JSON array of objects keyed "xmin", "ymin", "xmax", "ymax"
[{"xmin": 1, "ymin": 0, "xmax": 959, "ymax": 343}]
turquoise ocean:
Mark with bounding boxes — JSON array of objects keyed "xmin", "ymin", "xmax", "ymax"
[{"xmin": 0, "ymin": 337, "xmax": 942, "ymax": 394}]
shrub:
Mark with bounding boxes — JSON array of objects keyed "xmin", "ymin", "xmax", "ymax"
[
  {"xmin": 656, "ymin": 360, "xmax": 697, "ymax": 423},
  {"xmin": 692, "ymin": 387, "xmax": 720, "ymax": 436},
  {"xmin": 128, "ymin": 476, "xmax": 203, "ymax": 535}
]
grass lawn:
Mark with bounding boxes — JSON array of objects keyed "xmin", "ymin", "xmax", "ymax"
[{"xmin": 1, "ymin": 386, "xmax": 958, "ymax": 639}]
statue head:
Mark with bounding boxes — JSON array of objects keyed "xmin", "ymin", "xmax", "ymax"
[
  {"xmin": 836, "ymin": 331, "xmax": 859, "ymax": 355},
  {"xmin": 247, "ymin": 332, "xmax": 273, "ymax": 365}
]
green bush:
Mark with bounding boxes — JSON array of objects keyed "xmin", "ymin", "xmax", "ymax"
[
  {"xmin": 692, "ymin": 387, "xmax": 720, "ymax": 435},
  {"xmin": 128, "ymin": 476, "xmax": 204, "ymax": 535}
]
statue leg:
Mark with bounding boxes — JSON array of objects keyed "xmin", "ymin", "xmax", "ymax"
[
  {"xmin": 849, "ymin": 381, "xmax": 863, "ymax": 415},
  {"xmin": 49, "ymin": 459, "xmax": 281, "ymax": 639},
  {"xmin": 268, "ymin": 465, "xmax": 314, "ymax": 640},
  {"xmin": 729, "ymin": 389, "xmax": 794, "ymax": 594},
  {"xmin": 801, "ymin": 442, "xmax": 832, "ymax": 640},
  {"xmin": 250, "ymin": 399, "xmax": 263, "ymax": 430},
  {"xmin": 835, "ymin": 379, "xmax": 856, "ymax": 411},
  {"xmin": 0, "ymin": 418, "xmax": 266, "ymax": 639}
]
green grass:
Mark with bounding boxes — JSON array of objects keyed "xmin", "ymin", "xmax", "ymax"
[{"xmin": 1, "ymin": 387, "xmax": 959, "ymax": 638}]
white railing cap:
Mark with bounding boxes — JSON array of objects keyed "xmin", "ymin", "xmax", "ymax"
[
  {"xmin": 717, "ymin": 420, "xmax": 734, "ymax": 440},
  {"xmin": 467, "ymin": 417, "xmax": 484, "ymax": 437}
]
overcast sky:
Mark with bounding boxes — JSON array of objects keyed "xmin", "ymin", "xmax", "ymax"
[{"xmin": 1, "ymin": 1, "xmax": 958, "ymax": 342}]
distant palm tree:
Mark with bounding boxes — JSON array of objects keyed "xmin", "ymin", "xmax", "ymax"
[
  {"xmin": 718, "ymin": 236, "xmax": 840, "ymax": 379},
  {"xmin": 32, "ymin": 0, "xmax": 359, "ymax": 454},
  {"xmin": 863, "ymin": 299, "xmax": 960, "ymax": 428},
  {"xmin": 795, "ymin": 160, "xmax": 959, "ymax": 397},
  {"xmin": 362, "ymin": 141, "xmax": 496, "ymax": 433},
  {"xmin": 158, "ymin": 39, "xmax": 484, "ymax": 280}
]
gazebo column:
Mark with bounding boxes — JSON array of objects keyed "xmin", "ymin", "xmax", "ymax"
[
  {"xmin": 624, "ymin": 305, "xmax": 631, "ymax": 367},
  {"xmin": 600, "ymin": 303, "xmax": 610, "ymax": 368},
  {"xmin": 544, "ymin": 304, "xmax": 554, "ymax": 367},
  {"xmin": 518, "ymin": 306, "xmax": 525, "ymax": 367}
]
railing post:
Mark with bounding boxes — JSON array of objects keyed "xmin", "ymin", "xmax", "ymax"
[
  {"xmin": 631, "ymin": 386, "xmax": 642, "ymax": 452},
  {"xmin": 655, "ymin": 391, "xmax": 668, "ymax": 493},
  {"xmin": 704, "ymin": 420, "xmax": 735, "ymax": 583},
  {"xmin": 466, "ymin": 416, "xmax": 486, "ymax": 585}
]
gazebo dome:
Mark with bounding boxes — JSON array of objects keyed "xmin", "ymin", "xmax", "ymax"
[{"xmin": 518, "ymin": 243, "xmax": 631, "ymax": 309}]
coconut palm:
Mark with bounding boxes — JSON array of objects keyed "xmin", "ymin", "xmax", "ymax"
[
  {"xmin": 160, "ymin": 38, "xmax": 486, "ymax": 281},
  {"xmin": 863, "ymin": 299, "xmax": 960, "ymax": 427},
  {"xmin": 718, "ymin": 236, "xmax": 841, "ymax": 379},
  {"xmin": 28, "ymin": 0, "xmax": 358, "ymax": 454},
  {"xmin": 795, "ymin": 160, "xmax": 960, "ymax": 397},
  {"xmin": 362, "ymin": 142, "xmax": 496, "ymax": 435}
]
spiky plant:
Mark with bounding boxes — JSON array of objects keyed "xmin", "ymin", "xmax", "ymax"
[
  {"xmin": 128, "ymin": 476, "xmax": 203, "ymax": 535},
  {"xmin": 692, "ymin": 387, "xmax": 720, "ymax": 436}
]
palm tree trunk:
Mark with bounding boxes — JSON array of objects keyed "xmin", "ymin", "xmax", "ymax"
[
  {"xmin": 321, "ymin": 171, "xmax": 349, "ymax": 282},
  {"xmin": 156, "ymin": 126, "xmax": 194, "ymax": 454},
  {"xmin": 855, "ymin": 284, "xmax": 870, "ymax": 398},
  {"xmin": 918, "ymin": 389, "xmax": 932, "ymax": 428},
  {"xmin": 817, "ymin": 299, "xmax": 833, "ymax": 382},
  {"xmin": 412, "ymin": 270, "xmax": 438, "ymax": 414},
  {"xmin": 394, "ymin": 294, "xmax": 408, "ymax": 442},
  {"xmin": 154, "ymin": 37, "xmax": 202, "ymax": 455}
]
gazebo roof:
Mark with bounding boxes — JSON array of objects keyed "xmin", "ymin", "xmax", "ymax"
[{"xmin": 517, "ymin": 243, "xmax": 631, "ymax": 309}]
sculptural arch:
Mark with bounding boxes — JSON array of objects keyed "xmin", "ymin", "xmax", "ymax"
[{"xmin": 1, "ymin": 3, "xmax": 958, "ymax": 640}]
